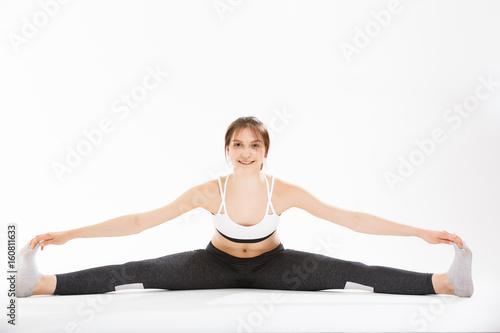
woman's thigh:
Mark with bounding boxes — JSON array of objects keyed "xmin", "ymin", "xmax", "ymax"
[
  {"xmin": 252, "ymin": 248, "xmax": 435, "ymax": 295},
  {"xmin": 252, "ymin": 249, "xmax": 350, "ymax": 291},
  {"xmin": 125, "ymin": 249, "xmax": 241, "ymax": 290},
  {"xmin": 55, "ymin": 249, "xmax": 241, "ymax": 295}
]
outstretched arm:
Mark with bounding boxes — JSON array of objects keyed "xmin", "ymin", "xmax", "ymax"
[
  {"xmin": 285, "ymin": 181, "xmax": 463, "ymax": 248},
  {"xmin": 354, "ymin": 212, "xmax": 463, "ymax": 248},
  {"xmin": 29, "ymin": 181, "xmax": 215, "ymax": 250}
]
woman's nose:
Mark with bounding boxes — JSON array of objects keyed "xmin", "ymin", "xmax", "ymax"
[{"xmin": 241, "ymin": 148, "xmax": 252, "ymax": 157}]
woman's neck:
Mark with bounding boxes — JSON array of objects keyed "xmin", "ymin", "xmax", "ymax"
[{"xmin": 230, "ymin": 170, "xmax": 264, "ymax": 190}]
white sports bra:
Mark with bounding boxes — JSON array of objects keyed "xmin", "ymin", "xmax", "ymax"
[{"xmin": 212, "ymin": 172, "xmax": 280, "ymax": 243}]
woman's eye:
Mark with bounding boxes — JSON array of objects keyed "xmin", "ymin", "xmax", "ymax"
[{"xmin": 233, "ymin": 143, "xmax": 260, "ymax": 147}]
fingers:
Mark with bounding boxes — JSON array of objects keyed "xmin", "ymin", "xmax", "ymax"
[
  {"xmin": 29, "ymin": 237, "xmax": 41, "ymax": 249},
  {"xmin": 29, "ymin": 239, "xmax": 46, "ymax": 250},
  {"xmin": 453, "ymin": 233, "xmax": 463, "ymax": 249},
  {"xmin": 439, "ymin": 230, "xmax": 463, "ymax": 249},
  {"xmin": 29, "ymin": 238, "xmax": 39, "ymax": 249},
  {"xmin": 446, "ymin": 232, "xmax": 462, "ymax": 248},
  {"xmin": 29, "ymin": 233, "xmax": 53, "ymax": 250}
]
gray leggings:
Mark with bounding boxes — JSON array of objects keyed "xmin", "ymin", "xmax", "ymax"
[{"xmin": 54, "ymin": 242, "xmax": 435, "ymax": 295}]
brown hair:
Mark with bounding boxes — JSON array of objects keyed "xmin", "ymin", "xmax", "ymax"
[{"xmin": 224, "ymin": 116, "xmax": 270, "ymax": 171}]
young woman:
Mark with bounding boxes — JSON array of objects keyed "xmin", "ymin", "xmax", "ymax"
[{"xmin": 16, "ymin": 116, "xmax": 473, "ymax": 298}]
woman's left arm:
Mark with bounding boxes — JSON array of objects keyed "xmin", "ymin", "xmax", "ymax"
[
  {"xmin": 355, "ymin": 212, "xmax": 463, "ymax": 248},
  {"xmin": 284, "ymin": 180, "xmax": 463, "ymax": 248}
]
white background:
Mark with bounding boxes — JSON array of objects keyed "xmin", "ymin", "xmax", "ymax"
[{"xmin": 1, "ymin": 0, "xmax": 499, "ymax": 295}]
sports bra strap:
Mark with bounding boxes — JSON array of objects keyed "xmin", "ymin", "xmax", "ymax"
[
  {"xmin": 223, "ymin": 174, "xmax": 229, "ymax": 200},
  {"xmin": 217, "ymin": 176, "xmax": 225, "ymax": 214},
  {"xmin": 268, "ymin": 175, "xmax": 277, "ymax": 215},
  {"xmin": 269, "ymin": 175, "xmax": 275, "ymax": 198},
  {"xmin": 217, "ymin": 176, "xmax": 224, "ymax": 199}
]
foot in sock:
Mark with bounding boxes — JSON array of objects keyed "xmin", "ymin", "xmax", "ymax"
[
  {"xmin": 15, "ymin": 242, "xmax": 42, "ymax": 298},
  {"xmin": 446, "ymin": 241, "xmax": 473, "ymax": 297}
]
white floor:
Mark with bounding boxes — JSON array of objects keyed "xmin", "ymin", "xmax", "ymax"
[{"xmin": 4, "ymin": 278, "xmax": 499, "ymax": 333}]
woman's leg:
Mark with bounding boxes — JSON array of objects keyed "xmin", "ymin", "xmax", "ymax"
[
  {"xmin": 253, "ymin": 249, "xmax": 437, "ymax": 295},
  {"xmin": 432, "ymin": 273, "xmax": 454, "ymax": 295},
  {"xmin": 254, "ymin": 243, "xmax": 473, "ymax": 296},
  {"xmin": 53, "ymin": 248, "xmax": 242, "ymax": 295},
  {"xmin": 29, "ymin": 258, "xmax": 453, "ymax": 296},
  {"xmin": 19, "ymin": 242, "xmax": 241, "ymax": 297},
  {"xmin": 32, "ymin": 274, "xmax": 56, "ymax": 295}
]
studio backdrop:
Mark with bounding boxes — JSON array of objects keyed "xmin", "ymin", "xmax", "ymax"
[{"xmin": 1, "ymin": 0, "xmax": 499, "ymax": 295}]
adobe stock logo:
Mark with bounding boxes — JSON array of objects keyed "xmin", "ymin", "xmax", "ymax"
[
  {"xmin": 8, "ymin": 0, "xmax": 73, "ymax": 54},
  {"xmin": 51, "ymin": 64, "xmax": 168, "ymax": 182},
  {"xmin": 236, "ymin": 293, "xmax": 285, "ymax": 333},
  {"xmin": 408, "ymin": 297, "xmax": 455, "ymax": 331},
  {"xmin": 212, "ymin": 0, "xmax": 244, "ymax": 21},
  {"xmin": 385, "ymin": 74, "xmax": 499, "ymax": 191},
  {"xmin": 340, "ymin": 0, "xmax": 405, "ymax": 64}
]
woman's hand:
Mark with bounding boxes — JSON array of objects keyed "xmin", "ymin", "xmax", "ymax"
[
  {"xmin": 420, "ymin": 229, "xmax": 463, "ymax": 248},
  {"xmin": 29, "ymin": 231, "xmax": 72, "ymax": 250}
]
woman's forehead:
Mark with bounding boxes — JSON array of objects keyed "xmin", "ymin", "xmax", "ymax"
[{"xmin": 232, "ymin": 127, "xmax": 262, "ymax": 141}]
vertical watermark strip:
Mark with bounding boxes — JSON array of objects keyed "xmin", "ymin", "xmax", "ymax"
[{"xmin": 6, "ymin": 223, "xmax": 18, "ymax": 325}]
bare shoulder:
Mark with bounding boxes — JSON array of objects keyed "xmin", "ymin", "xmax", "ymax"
[
  {"xmin": 194, "ymin": 177, "xmax": 223, "ymax": 215},
  {"xmin": 264, "ymin": 174, "xmax": 306, "ymax": 212},
  {"xmin": 262, "ymin": 174, "xmax": 357, "ymax": 228},
  {"xmin": 265, "ymin": 174, "xmax": 303, "ymax": 194},
  {"xmin": 195, "ymin": 177, "xmax": 222, "ymax": 201}
]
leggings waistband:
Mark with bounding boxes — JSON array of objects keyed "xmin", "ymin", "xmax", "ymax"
[{"xmin": 206, "ymin": 241, "xmax": 284, "ymax": 264}]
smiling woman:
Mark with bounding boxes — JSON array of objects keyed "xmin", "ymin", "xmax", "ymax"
[
  {"xmin": 17, "ymin": 116, "xmax": 473, "ymax": 298},
  {"xmin": 224, "ymin": 116, "xmax": 270, "ymax": 171}
]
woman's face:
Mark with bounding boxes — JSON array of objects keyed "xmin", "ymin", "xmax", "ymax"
[{"xmin": 227, "ymin": 127, "xmax": 266, "ymax": 171}]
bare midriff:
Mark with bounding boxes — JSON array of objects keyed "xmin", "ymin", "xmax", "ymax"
[{"xmin": 210, "ymin": 231, "xmax": 281, "ymax": 258}]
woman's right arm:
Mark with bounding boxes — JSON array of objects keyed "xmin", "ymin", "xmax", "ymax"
[{"xmin": 29, "ymin": 181, "xmax": 217, "ymax": 250}]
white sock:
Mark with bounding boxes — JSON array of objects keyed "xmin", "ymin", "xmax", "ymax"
[
  {"xmin": 16, "ymin": 242, "xmax": 42, "ymax": 298},
  {"xmin": 446, "ymin": 242, "xmax": 474, "ymax": 297}
]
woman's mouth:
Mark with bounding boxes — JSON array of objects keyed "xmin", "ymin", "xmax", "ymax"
[{"xmin": 239, "ymin": 160, "xmax": 255, "ymax": 165}]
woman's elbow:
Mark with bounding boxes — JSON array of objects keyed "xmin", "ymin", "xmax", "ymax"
[
  {"xmin": 347, "ymin": 211, "xmax": 362, "ymax": 232},
  {"xmin": 133, "ymin": 214, "xmax": 145, "ymax": 233}
]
